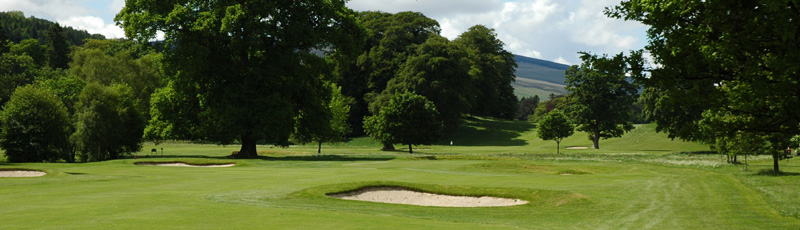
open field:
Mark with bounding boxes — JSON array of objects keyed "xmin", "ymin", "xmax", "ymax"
[{"xmin": 2, "ymin": 120, "xmax": 800, "ymax": 229}]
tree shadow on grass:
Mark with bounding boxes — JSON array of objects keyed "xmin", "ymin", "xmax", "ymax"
[
  {"xmin": 437, "ymin": 117, "xmax": 535, "ymax": 146},
  {"xmin": 754, "ymin": 169, "xmax": 800, "ymax": 176},
  {"xmin": 130, "ymin": 155, "xmax": 394, "ymax": 162}
]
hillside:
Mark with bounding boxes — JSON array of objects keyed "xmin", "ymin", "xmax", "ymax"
[
  {"xmin": 0, "ymin": 11, "xmax": 105, "ymax": 46},
  {"xmin": 512, "ymin": 55, "xmax": 571, "ymax": 99}
]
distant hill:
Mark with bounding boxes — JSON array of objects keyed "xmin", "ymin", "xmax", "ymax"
[
  {"xmin": 511, "ymin": 55, "xmax": 571, "ymax": 99},
  {"xmin": 0, "ymin": 11, "xmax": 105, "ymax": 46}
]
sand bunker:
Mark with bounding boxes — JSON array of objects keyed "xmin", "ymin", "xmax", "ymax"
[
  {"xmin": 566, "ymin": 146, "xmax": 589, "ymax": 150},
  {"xmin": 329, "ymin": 186, "xmax": 528, "ymax": 207},
  {"xmin": 0, "ymin": 170, "xmax": 46, "ymax": 177},
  {"xmin": 135, "ymin": 162, "xmax": 235, "ymax": 167}
]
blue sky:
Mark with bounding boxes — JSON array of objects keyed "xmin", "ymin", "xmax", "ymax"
[{"xmin": 0, "ymin": 0, "xmax": 648, "ymax": 65}]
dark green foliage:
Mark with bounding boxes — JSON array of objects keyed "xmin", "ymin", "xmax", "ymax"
[
  {"xmin": 455, "ymin": 25, "xmax": 518, "ymax": 120},
  {"xmin": 0, "ymin": 24, "xmax": 8, "ymax": 53},
  {"xmin": 608, "ymin": 0, "xmax": 800, "ymax": 172},
  {"xmin": 364, "ymin": 91, "xmax": 442, "ymax": 153},
  {"xmin": 537, "ymin": 109, "xmax": 574, "ymax": 154},
  {"xmin": 71, "ymin": 84, "xmax": 144, "ymax": 162},
  {"xmin": 46, "ymin": 23, "xmax": 70, "ymax": 69},
  {"xmin": 516, "ymin": 95, "xmax": 539, "ymax": 121},
  {"xmin": 0, "ymin": 53, "xmax": 36, "ymax": 106},
  {"xmin": 339, "ymin": 11, "xmax": 440, "ymax": 136},
  {"xmin": 386, "ymin": 35, "xmax": 472, "ymax": 131},
  {"xmin": 0, "ymin": 85, "xmax": 72, "ymax": 162},
  {"xmin": 0, "ymin": 11, "xmax": 104, "ymax": 45},
  {"xmin": 118, "ymin": 0, "xmax": 365, "ymax": 158},
  {"xmin": 565, "ymin": 52, "xmax": 642, "ymax": 149},
  {"xmin": 292, "ymin": 83, "xmax": 352, "ymax": 154}
]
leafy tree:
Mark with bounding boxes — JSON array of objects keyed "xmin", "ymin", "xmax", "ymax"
[
  {"xmin": 516, "ymin": 95, "xmax": 540, "ymax": 121},
  {"xmin": 293, "ymin": 82, "xmax": 352, "ymax": 154},
  {"xmin": 364, "ymin": 91, "xmax": 442, "ymax": 153},
  {"xmin": 537, "ymin": 109, "xmax": 574, "ymax": 154},
  {"xmin": 10, "ymin": 38, "xmax": 46, "ymax": 66},
  {"xmin": 46, "ymin": 23, "xmax": 70, "ymax": 69},
  {"xmin": 35, "ymin": 74, "xmax": 85, "ymax": 115},
  {"xmin": 71, "ymin": 84, "xmax": 144, "ymax": 162},
  {"xmin": 565, "ymin": 52, "xmax": 643, "ymax": 149},
  {"xmin": 385, "ymin": 35, "xmax": 473, "ymax": 131},
  {"xmin": 0, "ymin": 53, "xmax": 36, "ymax": 106},
  {"xmin": 0, "ymin": 85, "xmax": 72, "ymax": 162},
  {"xmin": 339, "ymin": 11, "xmax": 440, "ymax": 137},
  {"xmin": 608, "ymin": 1, "xmax": 800, "ymax": 172},
  {"xmin": 455, "ymin": 25, "xmax": 518, "ymax": 120},
  {"xmin": 69, "ymin": 46, "xmax": 163, "ymax": 118},
  {"xmin": 117, "ymin": 0, "xmax": 364, "ymax": 158}
]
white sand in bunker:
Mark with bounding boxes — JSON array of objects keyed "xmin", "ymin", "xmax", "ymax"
[
  {"xmin": 566, "ymin": 146, "xmax": 589, "ymax": 150},
  {"xmin": 0, "ymin": 170, "xmax": 46, "ymax": 177},
  {"xmin": 329, "ymin": 187, "xmax": 528, "ymax": 207},
  {"xmin": 134, "ymin": 162, "xmax": 235, "ymax": 167}
]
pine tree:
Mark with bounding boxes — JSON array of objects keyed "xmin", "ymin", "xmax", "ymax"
[{"xmin": 46, "ymin": 23, "xmax": 70, "ymax": 69}]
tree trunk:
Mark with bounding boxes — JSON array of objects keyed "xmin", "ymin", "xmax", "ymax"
[
  {"xmin": 318, "ymin": 141, "xmax": 322, "ymax": 154},
  {"xmin": 556, "ymin": 140, "xmax": 560, "ymax": 154},
  {"xmin": 592, "ymin": 131, "xmax": 600, "ymax": 149},
  {"xmin": 773, "ymin": 153, "xmax": 780, "ymax": 173},
  {"xmin": 236, "ymin": 134, "xmax": 258, "ymax": 158},
  {"xmin": 409, "ymin": 144, "xmax": 413, "ymax": 154},
  {"xmin": 381, "ymin": 142, "xmax": 395, "ymax": 151}
]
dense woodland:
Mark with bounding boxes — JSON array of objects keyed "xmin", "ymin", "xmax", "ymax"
[
  {"xmin": 1, "ymin": 1, "xmax": 799, "ymax": 173},
  {"xmin": 0, "ymin": 11, "xmax": 105, "ymax": 46}
]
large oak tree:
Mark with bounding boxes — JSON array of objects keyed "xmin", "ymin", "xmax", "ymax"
[
  {"xmin": 608, "ymin": 0, "xmax": 800, "ymax": 172},
  {"xmin": 565, "ymin": 52, "xmax": 643, "ymax": 149},
  {"xmin": 116, "ymin": 0, "xmax": 364, "ymax": 158}
]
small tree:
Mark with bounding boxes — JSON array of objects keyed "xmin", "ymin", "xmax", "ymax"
[
  {"xmin": 364, "ymin": 91, "xmax": 442, "ymax": 153},
  {"xmin": 292, "ymin": 82, "xmax": 352, "ymax": 154},
  {"xmin": 537, "ymin": 109, "xmax": 574, "ymax": 154},
  {"xmin": 0, "ymin": 85, "xmax": 72, "ymax": 162},
  {"xmin": 71, "ymin": 83, "xmax": 144, "ymax": 162}
]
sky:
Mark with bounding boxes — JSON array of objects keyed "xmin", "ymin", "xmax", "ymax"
[{"xmin": 0, "ymin": 0, "xmax": 648, "ymax": 65}]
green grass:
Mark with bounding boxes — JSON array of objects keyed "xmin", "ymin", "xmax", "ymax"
[{"xmin": 2, "ymin": 118, "xmax": 799, "ymax": 229}]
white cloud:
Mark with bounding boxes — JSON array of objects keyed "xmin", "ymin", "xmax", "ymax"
[{"xmin": 60, "ymin": 16, "xmax": 125, "ymax": 38}]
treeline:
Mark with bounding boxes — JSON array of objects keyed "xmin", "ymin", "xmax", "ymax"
[
  {"xmin": 339, "ymin": 12, "xmax": 518, "ymax": 148},
  {"xmin": 0, "ymin": 21, "xmax": 163, "ymax": 163},
  {"xmin": 0, "ymin": 11, "xmax": 105, "ymax": 46}
]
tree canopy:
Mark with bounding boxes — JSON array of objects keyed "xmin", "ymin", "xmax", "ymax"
[
  {"xmin": 537, "ymin": 109, "xmax": 574, "ymax": 154},
  {"xmin": 116, "ymin": 0, "xmax": 365, "ymax": 158},
  {"xmin": 608, "ymin": 0, "xmax": 800, "ymax": 172},
  {"xmin": 454, "ymin": 25, "xmax": 518, "ymax": 120},
  {"xmin": 565, "ymin": 52, "xmax": 643, "ymax": 149}
]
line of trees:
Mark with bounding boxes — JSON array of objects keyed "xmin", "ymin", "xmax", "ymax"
[{"xmin": 0, "ymin": 22, "xmax": 162, "ymax": 162}]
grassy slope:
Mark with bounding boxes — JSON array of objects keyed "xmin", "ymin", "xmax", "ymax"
[
  {"xmin": 1, "ymin": 118, "xmax": 799, "ymax": 229},
  {"xmin": 512, "ymin": 55, "xmax": 570, "ymax": 98}
]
